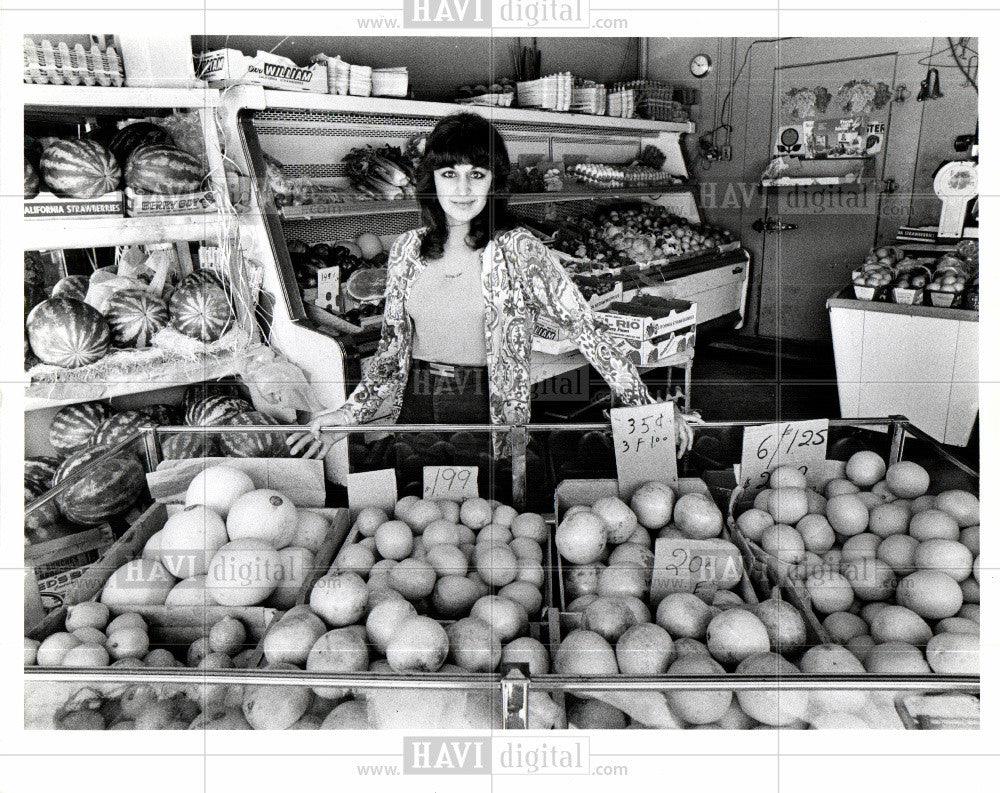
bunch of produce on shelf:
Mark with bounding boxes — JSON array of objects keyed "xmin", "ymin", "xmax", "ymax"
[
  {"xmin": 733, "ymin": 454, "xmax": 979, "ymax": 676},
  {"xmin": 27, "ymin": 607, "xmax": 268, "ymax": 730},
  {"xmin": 552, "ymin": 204, "xmax": 733, "ymax": 269},
  {"xmin": 455, "ymin": 78, "xmax": 516, "ymax": 104},
  {"xmin": 926, "ymin": 259, "xmax": 972, "ymax": 307},
  {"xmin": 25, "ymin": 121, "xmax": 209, "ymax": 207},
  {"xmin": 507, "ymin": 165, "xmax": 546, "ymax": 193},
  {"xmin": 342, "ymin": 143, "xmax": 417, "ymax": 201},
  {"xmin": 851, "ymin": 246, "xmax": 979, "ymax": 307},
  {"xmin": 262, "ymin": 151, "xmax": 344, "ymax": 208},
  {"xmin": 24, "ymin": 268, "xmax": 236, "ymax": 372},
  {"xmin": 566, "ymin": 162, "xmax": 681, "ymax": 190}
]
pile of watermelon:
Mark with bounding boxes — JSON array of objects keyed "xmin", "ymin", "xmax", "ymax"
[
  {"xmin": 26, "ymin": 381, "xmax": 299, "ymax": 539},
  {"xmin": 24, "ymin": 266, "xmax": 235, "ymax": 371},
  {"xmin": 25, "ymin": 121, "xmax": 206, "ymax": 201}
]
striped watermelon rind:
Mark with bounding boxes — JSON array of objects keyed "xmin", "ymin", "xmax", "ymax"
[
  {"xmin": 108, "ymin": 122, "xmax": 174, "ymax": 167},
  {"xmin": 125, "ymin": 144, "xmax": 205, "ymax": 195},
  {"xmin": 139, "ymin": 403, "xmax": 180, "ymax": 426},
  {"xmin": 49, "ymin": 402, "xmax": 114, "ymax": 456},
  {"xmin": 50, "ymin": 274, "xmax": 91, "ymax": 302},
  {"xmin": 181, "ymin": 380, "xmax": 242, "ymax": 419},
  {"xmin": 25, "ymin": 298, "xmax": 111, "ymax": 369},
  {"xmin": 105, "ymin": 290, "xmax": 169, "ymax": 348},
  {"xmin": 169, "ymin": 278, "xmax": 234, "ymax": 343},
  {"xmin": 184, "ymin": 394, "xmax": 253, "ymax": 427},
  {"xmin": 53, "ymin": 445, "xmax": 146, "ymax": 526},
  {"xmin": 161, "ymin": 432, "xmax": 218, "ymax": 460},
  {"xmin": 25, "ymin": 456, "xmax": 61, "ymax": 493},
  {"xmin": 40, "ymin": 139, "xmax": 121, "ymax": 199},
  {"xmin": 92, "ymin": 410, "xmax": 155, "ymax": 449},
  {"xmin": 218, "ymin": 411, "xmax": 289, "ymax": 458}
]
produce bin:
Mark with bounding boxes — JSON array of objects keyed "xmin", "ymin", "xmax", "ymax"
[{"xmin": 25, "ymin": 419, "xmax": 979, "ymax": 729}]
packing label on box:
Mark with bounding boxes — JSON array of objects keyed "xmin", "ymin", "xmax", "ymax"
[
  {"xmin": 26, "ymin": 524, "xmax": 115, "ymax": 611},
  {"xmin": 613, "ymin": 329, "xmax": 695, "ymax": 367},
  {"xmin": 596, "ymin": 301, "xmax": 697, "ymax": 342},
  {"xmin": 125, "ymin": 187, "xmax": 215, "ymax": 217},
  {"xmin": 423, "ymin": 466, "xmax": 479, "ymax": 501},
  {"xmin": 25, "ymin": 191, "xmax": 123, "ymax": 218},
  {"xmin": 196, "ymin": 48, "xmax": 328, "ymax": 93}
]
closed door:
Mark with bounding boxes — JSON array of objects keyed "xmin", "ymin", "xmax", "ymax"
[{"xmin": 754, "ymin": 51, "xmax": 897, "ymax": 341}]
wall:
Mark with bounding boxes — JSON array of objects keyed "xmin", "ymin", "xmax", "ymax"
[
  {"xmin": 194, "ymin": 36, "xmax": 639, "ymax": 102},
  {"xmin": 647, "ymin": 37, "xmax": 978, "ymax": 335}
]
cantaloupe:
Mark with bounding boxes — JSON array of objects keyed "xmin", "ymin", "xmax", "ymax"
[
  {"xmin": 227, "ymin": 489, "xmax": 298, "ymax": 549},
  {"xmin": 185, "ymin": 465, "xmax": 254, "ymax": 519}
]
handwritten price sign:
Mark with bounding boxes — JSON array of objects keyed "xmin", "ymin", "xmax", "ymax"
[
  {"xmin": 738, "ymin": 419, "xmax": 829, "ymax": 495},
  {"xmin": 649, "ymin": 538, "xmax": 744, "ymax": 603},
  {"xmin": 610, "ymin": 403, "xmax": 677, "ymax": 499},
  {"xmin": 423, "ymin": 466, "xmax": 479, "ymax": 501}
]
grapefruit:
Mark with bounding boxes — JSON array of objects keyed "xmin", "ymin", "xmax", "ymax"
[
  {"xmin": 474, "ymin": 543, "xmax": 518, "ymax": 587},
  {"xmin": 896, "ymin": 570, "xmax": 962, "ymax": 619},
  {"xmin": 655, "ymin": 592, "xmax": 713, "ymax": 640},
  {"xmin": 227, "ymin": 490, "xmax": 298, "ymax": 549},
  {"xmin": 307, "ymin": 628, "xmax": 369, "ymax": 699},
  {"xmin": 845, "ymin": 451, "xmax": 886, "ymax": 487},
  {"xmin": 885, "ymin": 461, "xmax": 930, "ymax": 498},
  {"xmin": 736, "ymin": 509, "xmax": 774, "ymax": 543},
  {"xmin": 591, "ymin": 496, "xmax": 638, "ymax": 543},
  {"xmin": 705, "ymin": 609, "xmax": 770, "ymax": 665},
  {"xmin": 459, "ymin": 498, "xmax": 493, "ymax": 529},
  {"xmin": 425, "ymin": 544, "xmax": 468, "ymax": 577},
  {"xmin": 925, "ymin": 632, "xmax": 978, "ymax": 674},
  {"xmin": 735, "ymin": 652, "xmax": 808, "ymax": 726},
  {"xmin": 796, "ymin": 513, "xmax": 835, "ymax": 553},
  {"xmin": 404, "ymin": 500, "xmax": 444, "ymax": 533},
  {"xmin": 769, "ymin": 466, "xmax": 807, "ymax": 489},
  {"xmin": 501, "ymin": 637, "xmax": 550, "ymax": 675},
  {"xmin": 673, "ymin": 493, "xmax": 723, "ymax": 539},
  {"xmin": 386, "ymin": 615, "xmax": 449, "ymax": 672},
  {"xmin": 184, "ymin": 465, "xmax": 254, "ymax": 520},
  {"xmin": 431, "ymin": 575, "xmax": 480, "ymax": 617},
  {"xmin": 761, "ymin": 524, "xmax": 805, "ymax": 565},
  {"xmin": 555, "ymin": 511, "xmax": 607, "ymax": 564},
  {"xmin": 293, "ymin": 511, "xmax": 331, "ymax": 553},
  {"xmin": 509, "ymin": 536, "xmax": 543, "ymax": 562},
  {"xmin": 869, "ymin": 605, "xmax": 932, "ymax": 646},
  {"xmin": 876, "ymin": 534, "xmax": 919, "ymax": 575},
  {"xmin": 470, "ymin": 595, "xmax": 528, "ymax": 643},
  {"xmin": 914, "ymin": 538, "xmax": 973, "ymax": 581},
  {"xmin": 353, "ymin": 507, "xmax": 388, "ymax": 537},
  {"xmin": 825, "ymin": 494, "xmax": 870, "ymax": 537},
  {"xmin": 554, "ymin": 629, "xmax": 618, "ymax": 675},
  {"xmin": 582, "ymin": 596, "xmax": 638, "ymax": 643},
  {"xmin": 510, "ymin": 512, "xmax": 548, "ymax": 542},
  {"xmin": 374, "ymin": 520, "xmax": 414, "ymax": 559},
  {"xmin": 615, "ymin": 623, "xmax": 675, "ymax": 674},
  {"xmin": 665, "ymin": 654, "xmax": 731, "ymax": 724},
  {"xmin": 865, "ymin": 642, "xmax": 930, "ymax": 674},
  {"xmin": 629, "ymin": 481, "xmax": 676, "ymax": 529},
  {"xmin": 309, "ymin": 571, "xmax": 369, "ymax": 625},
  {"xmin": 447, "ymin": 616, "xmax": 501, "ymax": 672},
  {"xmin": 933, "ymin": 490, "xmax": 979, "ymax": 527},
  {"xmin": 868, "ymin": 502, "xmax": 910, "ymax": 538},
  {"xmin": 908, "ymin": 509, "xmax": 960, "ymax": 541},
  {"xmin": 498, "ymin": 581, "xmax": 542, "ymax": 615},
  {"xmin": 388, "ymin": 557, "xmax": 437, "ymax": 599},
  {"xmin": 805, "ymin": 570, "xmax": 854, "ymax": 614}
]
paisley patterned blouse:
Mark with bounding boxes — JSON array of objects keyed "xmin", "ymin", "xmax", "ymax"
[{"xmin": 340, "ymin": 226, "xmax": 654, "ymax": 439}]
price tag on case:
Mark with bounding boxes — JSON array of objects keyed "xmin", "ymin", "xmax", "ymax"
[
  {"xmin": 314, "ymin": 266, "xmax": 341, "ymax": 311},
  {"xmin": 610, "ymin": 402, "xmax": 677, "ymax": 500},
  {"xmin": 347, "ymin": 468, "xmax": 397, "ymax": 514},
  {"xmin": 649, "ymin": 537, "xmax": 744, "ymax": 604},
  {"xmin": 738, "ymin": 419, "xmax": 829, "ymax": 495},
  {"xmin": 423, "ymin": 466, "xmax": 479, "ymax": 501}
]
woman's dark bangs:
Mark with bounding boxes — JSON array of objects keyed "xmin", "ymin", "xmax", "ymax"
[{"xmin": 424, "ymin": 124, "xmax": 498, "ymax": 172}]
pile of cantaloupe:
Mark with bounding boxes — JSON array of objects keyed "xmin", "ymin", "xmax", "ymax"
[
  {"xmin": 735, "ymin": 452, "xmax": 979, "ymax": 676},
  {"xmin": 98, "ymin": 465, "xmax": 330, "ymax": 611}
]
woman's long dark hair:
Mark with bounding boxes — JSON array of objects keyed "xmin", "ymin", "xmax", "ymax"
[{"xmin": 415, "ymin": 112, "xmax": 517, "ymax": 260}]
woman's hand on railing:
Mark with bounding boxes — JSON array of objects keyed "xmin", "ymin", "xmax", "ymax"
[{"xmin": 285, "ymin": 406, "xmax": 357, "ymax": 457}]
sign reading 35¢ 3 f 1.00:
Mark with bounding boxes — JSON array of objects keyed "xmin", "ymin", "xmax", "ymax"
[
  {"xmin": 739, "ymin": 419, "xmax": 829, "ymax": 494},
  {"xmin": 611, "ymin": 403, "xmax": 677, "ymax": 499}
]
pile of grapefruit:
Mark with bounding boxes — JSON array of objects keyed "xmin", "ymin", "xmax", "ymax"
[{"xmin": 734, "ymin": 453, "xmax": 980, "ymax": 676}]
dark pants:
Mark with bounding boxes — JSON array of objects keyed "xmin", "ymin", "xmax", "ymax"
[{"xmin": 397, "ymin": 359, "xmax": 491, "ymax": 425}]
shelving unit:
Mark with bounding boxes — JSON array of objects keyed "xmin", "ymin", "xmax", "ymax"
[{"xmin": 22, "ymin": 84, "xmax": 245, "ymax": 416}]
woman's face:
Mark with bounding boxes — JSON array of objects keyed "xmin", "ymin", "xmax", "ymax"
[{"xmin": 433, "ymin": 163, "xmax": 492, "ymax": 224}]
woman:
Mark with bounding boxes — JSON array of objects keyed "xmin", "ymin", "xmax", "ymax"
[{"xmin": 294, "ymin": 112, "xmax": 693, "ymax": 456}]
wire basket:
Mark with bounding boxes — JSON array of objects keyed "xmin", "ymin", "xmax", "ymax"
[{"xmin": 23, "ymin": 37, "xmax": 125, "ymax": 86}]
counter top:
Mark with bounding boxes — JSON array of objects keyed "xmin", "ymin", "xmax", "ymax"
[{"xmin": 827, "ymin": 288, "xmax": 978, "ymax": 322}]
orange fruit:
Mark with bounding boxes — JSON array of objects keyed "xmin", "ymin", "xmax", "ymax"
[
  {"xmin": 908, "ymin": 509, "xmax": 960, "ymax": 541},
  {"xmin": 885, "ymin": 461, "xmax": 930, "ymax": 498},
  {"xmin": 736, "ymin": 508, "xmax": 774, "ymax": 543},
  {"xmin": 845, "ymin": 451, "xmax": 886, "ymax": 488},
  {"xmin": 825, "ymin": 493, "xmax": 869, "ymax": 537}
]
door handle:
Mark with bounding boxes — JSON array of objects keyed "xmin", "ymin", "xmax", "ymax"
[
  {"xmin": 752, "ymin": 218, "xmax": 798, "ymax": 233},
  {"xmin": 732, "ymin": 266, "xmax": 744, "ymax": 274}
]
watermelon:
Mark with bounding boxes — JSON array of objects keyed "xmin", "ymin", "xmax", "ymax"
[
  {"xmin": 181, "ymin": 380, "xmax": 242, "ymax": 418},
  {"xmin": 92, "ymin": 410, "xmax": 155, "ymax": 449},
  {"xmin": 53, "ymin": 445, "xmax": 146, "ymax": 526},
  {"xmin": 344, "ymin": 268, "xmax": 388, "ymax": 302},
  {"xmin": 185, "ymin": 394, "xmax": 253, "ymax": 427},
  {"xmin": 25, "ymin": 298, "xmax": 111, "ymax": 369},
  {"xmin": 218, "ymin": 411, "xmax": 288, "ymax": 458},
  {"xmin": 169, "ymin": 277, "xmax": 234, "ymax": 343},
  {"xmin": 25, "ymin": 156, "xmax": 40, "ymax": 199},
  {"xmin": 51, "ymin": 274, "xmax": 91, "ymax": 302},
  {"xmin": 25, "ymin": 135, "xmax": 43, "ymax": 171},
  {"xmin": 104, "ymin": 290, "xmax": 169, "ymax": 347},
  {"xmin": 25, "ymin": 496, "xmax": 61, "ymax": 533},
  {"xmin": 125, "ymin": 144, "xmax": 205, "ymax": 195},
  {"xmin": 139, "ymin": 403, "xmax": 180, "ymax": 425},
  {"xmin": 40, "ymin": 139, "xmax": 121, "ymax": 198},
  {"xmin": 161, "ymin": 432, "xmax": 217, "ymax": 460},
  {"xmin": 49, "ymin": 402, "xmax": 114, "ymax": 457},
  {"xmin": 108, "ymin": 122, "xmax": 174, "ymax": 167},
  {"xmin": 25, "ymin": 457, "xmax": 61, "ymax": 493}
]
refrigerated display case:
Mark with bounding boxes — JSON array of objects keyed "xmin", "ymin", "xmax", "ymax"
[{"xmin": 25, "ymin": 418, "xmax": 980, "ymax": 730}]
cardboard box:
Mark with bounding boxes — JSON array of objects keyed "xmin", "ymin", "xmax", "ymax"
[
  {"xmin": 25, "ymin": 523, "xmax": 116, "ymax": 612},
  {"xmin": 196, "ymin": 48, "xmax": 328, "ymax": 93},
  {"xmin": 124, "ymin": 186, "xmax": 216, "ymax": 216},
  {"xmin": 614, "ymin": 328, "xmax": 696, "ymax": 366},
  {"xmin": 596, "ymin": 298, "xmax": 697, "ymax": 342},
  {"xmin": 24, "ymin": 190, "xmax": 123, "ymax": 218}
]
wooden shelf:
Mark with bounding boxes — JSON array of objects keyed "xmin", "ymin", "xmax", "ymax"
[
  {"xmin": 24, "ymin": 352, "xmax": 244, "ymax": 412},
  {"xmin": 22, "ymin": 213, "xmax": 229, "ymax": 250},
  {"xmin": 22, "ymin": 84, "xmax": 221, "ymax": 114}
]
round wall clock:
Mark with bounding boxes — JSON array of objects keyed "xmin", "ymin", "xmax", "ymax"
[{"xmin": 690, "ymin": 54, "xmax": 713, "ymax": 78}]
